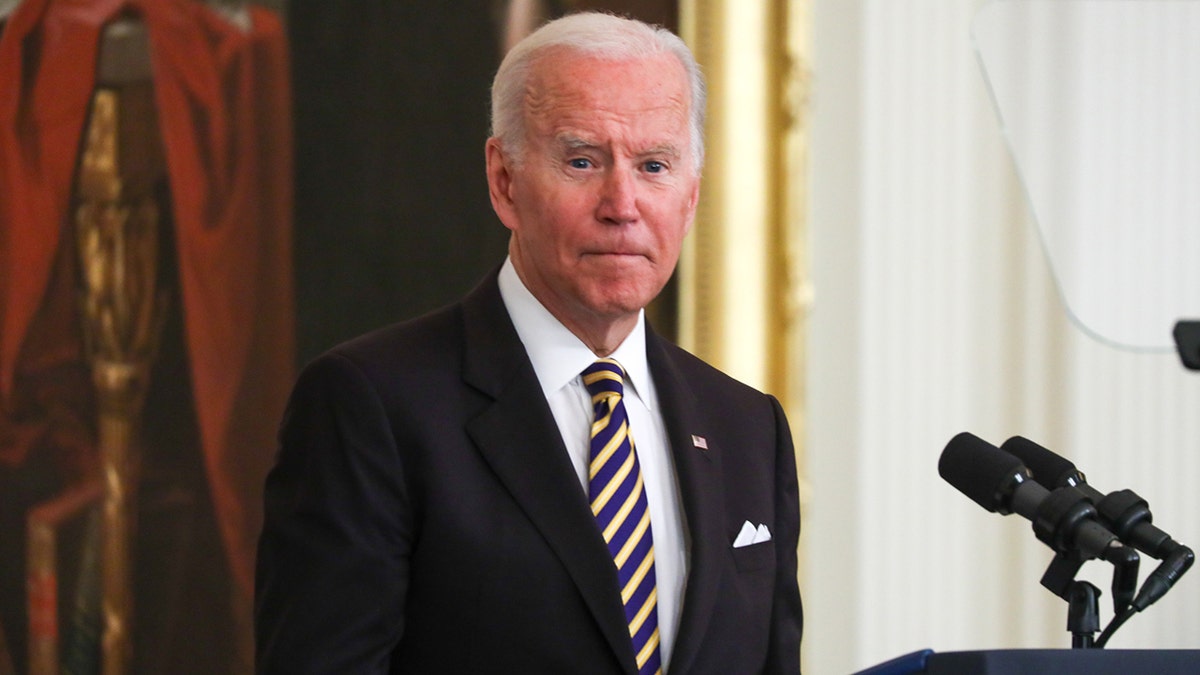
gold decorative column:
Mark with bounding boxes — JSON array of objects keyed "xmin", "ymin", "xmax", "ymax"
[
  {"xmin": 676, "ymin": 0, "xmax": 811, "ymax": 415},
  {"xmin": 677, "ymin": 3, "xmax": 812, "ymax": 666},
  {"xmin": 72, "ymin": 19, "xmax": 168, "ymax": 673}
]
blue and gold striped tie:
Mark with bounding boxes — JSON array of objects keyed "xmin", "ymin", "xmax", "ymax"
[{"xmin": 582, "ymin": 359, "xmax": 662, "ymax": 675}]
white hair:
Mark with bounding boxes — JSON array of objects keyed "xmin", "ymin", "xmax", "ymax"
[{"xmin": 490, "ymin": 12, "xmax": 706, "ymax": 171}]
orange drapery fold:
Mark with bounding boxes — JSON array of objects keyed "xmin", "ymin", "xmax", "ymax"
[{"xmin": 0, "ymin": 0, "xmax": 294, "ymax": 599}]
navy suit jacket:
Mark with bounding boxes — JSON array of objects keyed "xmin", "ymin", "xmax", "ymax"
[{"xmin": 255, "ymin": 272, "xmax": 802, "ymax": 673}]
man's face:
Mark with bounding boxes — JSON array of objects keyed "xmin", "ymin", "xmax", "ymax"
[{"xmin": 487, "ymin": 51, "xmax": 700, "ymax": 338}]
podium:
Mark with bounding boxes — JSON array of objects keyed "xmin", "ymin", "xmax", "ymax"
[{"xmin": 855, "ymin": 649, "xmax": 1200, "ymax": 674}]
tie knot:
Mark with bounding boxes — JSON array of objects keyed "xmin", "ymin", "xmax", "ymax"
[{"xmin": 582, "ymin": 358, "xmax": 625, "ymax": 399}]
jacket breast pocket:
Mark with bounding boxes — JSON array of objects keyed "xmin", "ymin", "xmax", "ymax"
[{"xmin": 731, "ymin": 540, "xmax": 775, "ymax": 572}]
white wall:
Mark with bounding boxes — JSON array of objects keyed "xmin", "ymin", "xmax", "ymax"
[{"xmin": 803, "ymin": 1, "xmax": 1200, "ymax": 672}]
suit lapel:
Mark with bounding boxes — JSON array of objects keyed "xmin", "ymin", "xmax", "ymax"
[
  {"xmin": 646, "ymin": 332, "xmax": 726, "ymax": 675},
  {"xmin": 458, "ymin": 275, "xmax": 636, "ymax": 674}
]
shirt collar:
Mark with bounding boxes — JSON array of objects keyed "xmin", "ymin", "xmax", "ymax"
[{"xmin": 497, "ymin": 257, "xmax": 655, "ymax": 408}]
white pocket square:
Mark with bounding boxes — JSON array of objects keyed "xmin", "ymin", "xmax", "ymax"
[{"xmin": 732, "ymin": 520, "xmax": 772, "ymax": 548}]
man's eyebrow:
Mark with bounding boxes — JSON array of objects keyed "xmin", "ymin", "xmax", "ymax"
[
  {"xmin": 557, "ymin": 134, "xmax": 600, "ymax": 151},
  {"xmin": 553, "ymin": 135, "xmax": 684, "ymax": 159},
  {"xmin": 639, "ymin": 143, "xmax": 683, "ymax": 159}
]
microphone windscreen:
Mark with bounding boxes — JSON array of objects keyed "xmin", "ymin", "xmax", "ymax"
[
  {"xmin": 939, "ymin": 432, "xmax": 1025, "ymax": 513},
  {"xmin": 1002, "ymin": 436, "xmax": 1079, "ymax": 488}
]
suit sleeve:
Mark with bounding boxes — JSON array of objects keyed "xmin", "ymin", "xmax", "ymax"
[
  {"xmin": 255, "ymin": 352, "xmax": 411, "ymax": 674},
  {"xmin": 765, "ymin": 394, "xmax": 804, "ymax": 673}
]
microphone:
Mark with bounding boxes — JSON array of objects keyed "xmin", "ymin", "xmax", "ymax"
[
  {"xmin": 1001, "ymin": 436, "xmax": 1194, "ymax": 611},
  {"xmin": 939, "ymin": 432, "xmax": 1128, "ymax": 562},
  {"xmin": 1002, "ymin": 436, "xmax": 1177, "ymax": 557}
]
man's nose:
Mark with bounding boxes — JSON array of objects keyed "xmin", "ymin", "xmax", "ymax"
[{"xmin": 596, "ymin": 168, "xmax": 639, "ymax": 225}]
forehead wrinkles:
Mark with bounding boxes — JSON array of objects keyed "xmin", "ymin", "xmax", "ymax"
[
  {"xmin": 523, "ymin": 80, "xmax": 585, "ymax": 130},
  {"xmin": 522, "ymin": 54, "xmax": 691, "ymax": 141}
]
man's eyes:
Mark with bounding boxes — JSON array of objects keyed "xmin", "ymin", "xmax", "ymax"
[{"xmin": 564, "ymin": 158, "xmax": 669, "ymax": 172}]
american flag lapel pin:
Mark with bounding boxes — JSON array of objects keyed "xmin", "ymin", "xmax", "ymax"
[{"xmin": 691, "ymin": 434, "xmax": 708, "ymax": 450}]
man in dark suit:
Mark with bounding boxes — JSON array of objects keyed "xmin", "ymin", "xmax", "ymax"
[{"xmin": 255, "ymin": 12, "xmax": 802, "ymax": 674}]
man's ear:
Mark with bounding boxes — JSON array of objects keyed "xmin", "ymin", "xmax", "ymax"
[
  {"xmin": 486, "ymin": 138, "xmax": 518, "ymax": 232},
  {"xmin": 683, "ymin": 175, "xmax": 701, "ymax": 236}
]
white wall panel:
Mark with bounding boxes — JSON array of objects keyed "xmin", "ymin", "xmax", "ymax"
[{"xmin": 805, "ymin": 1, "xmax": 1200, "ymax": 672}]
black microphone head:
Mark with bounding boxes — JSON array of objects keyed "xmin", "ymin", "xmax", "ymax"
[
  {"xmin": 939, "ymin": 432, "xmax": 1029, "ymax": 514},
  {"xmin": 1002, "ymin": 436, "xmax": 1084, "ymax": 488}
]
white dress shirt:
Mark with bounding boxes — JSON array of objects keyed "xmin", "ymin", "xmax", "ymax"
[{"xmin": 497, "ymin": 258, "xmax": 688, "ymax": 670}]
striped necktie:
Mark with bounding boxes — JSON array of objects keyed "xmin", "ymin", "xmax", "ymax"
[{"xmin": 582, "ymin": 359, "xmax": 663, "ymax": 675}]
